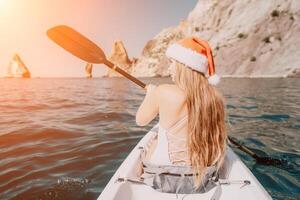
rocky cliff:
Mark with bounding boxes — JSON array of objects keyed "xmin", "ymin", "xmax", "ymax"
[
  {"xmin": 131, "ymin": 0, "xmax": 300, "ymax": 77},
  {"xmin": 131, "ymin": 22, "xmax": 187, "ymax": 77},
  {"xmin": 5, "ymin": 54, "xmax": 31, "ymax": 78},
  {"xmin": 106, "ymin": 41, "xmax": 133, "ymax": 77}
]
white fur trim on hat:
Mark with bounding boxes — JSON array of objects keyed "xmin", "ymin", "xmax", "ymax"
[
  {"xmin": 208, "ymin": 74, "xmax": 220, "ymax": 85},
  {"xmin": 166, "ymin": 43, "xmax": 208, "ymax": 73}
]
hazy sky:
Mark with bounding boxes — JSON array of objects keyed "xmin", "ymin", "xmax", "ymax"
[{"xmin": 0, "ymin": 0, "xmax": 197, "ymax": 77}]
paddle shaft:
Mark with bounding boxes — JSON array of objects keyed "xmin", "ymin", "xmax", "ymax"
[
  {"xmin": 228, "ymin": 136, "xmax": 257, "ymax": 158},
  {"xmin": 103, "ymin": 59, "xmax": 146, "ymax": 89}
]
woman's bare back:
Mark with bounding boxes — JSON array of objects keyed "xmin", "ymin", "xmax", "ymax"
[
  {"xmin": 158, "ymin": 84, "xmax": 188, "ymax": 131},
  {"xmin": 150, "ymin": 84, "xmax": 191, "ymax": 165},
  {"xmin": 135, "ymin": 83, "xmax": 189, "ymax": 138}
]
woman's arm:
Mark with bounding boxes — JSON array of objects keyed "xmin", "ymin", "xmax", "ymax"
[{"xmin": 136, "ymin": 84, "xmax": 159, "ymax": 126}]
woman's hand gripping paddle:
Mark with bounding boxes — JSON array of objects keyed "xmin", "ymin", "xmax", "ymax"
[
  {"xmin": 46, "ymin": 25, "xmax": 146, "ymax": 89},
  {"xmin": 46, "ymin": 25, "xmax": 285, "ymax": 167}
]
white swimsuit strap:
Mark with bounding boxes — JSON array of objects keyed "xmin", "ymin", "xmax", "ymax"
[
  {"xmin": 167, "ymin": 134, "xmax": 187, "ymax": 141},
  {"xmin": 167, "ymin": 135, "xmax": 187, "ymax": 153},
  {"xmin": 165, "ymin": 115, "xmax": 188, "ymax": 134},
  {"xmin": 169, "ymin": 148, "xmax": 188, "ymax": 154},
  {"xmin": 171, "ymin": 158, "xmax": 191, "ymax": 165},
  {"xmin": 163, "ymin": 115, "xmax": 190, "ymax": 166}
]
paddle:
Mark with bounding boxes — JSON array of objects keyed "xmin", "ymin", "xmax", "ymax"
[
  {"xmin": 46, "ymin": 25, "xmax": 284, "ymax": 166},
  {"xmin": 46, "ymin": 25, "xmax": 146, "ymax": 89},
  {"xmin": 228, "ymin": 137, "xmax": 284, "ymax": 166}
]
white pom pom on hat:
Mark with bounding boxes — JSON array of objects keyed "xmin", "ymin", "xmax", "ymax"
[
  {"xmin": 208, "ymin": 74, "xmax": 220, "ymax": 85},
  {"xmin": 166, "ymin": 37, "xmax": 220, "ymax": 85}
]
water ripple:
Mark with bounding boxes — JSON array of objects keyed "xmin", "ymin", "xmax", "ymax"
[{"xmin": 0, "ymin": 77, "xmax": 299, "ymax": 200}]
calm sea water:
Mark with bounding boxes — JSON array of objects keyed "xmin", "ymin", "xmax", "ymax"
[{"xmin": 0, "ymin": 77, "xmax": 299, "ymax": 200}]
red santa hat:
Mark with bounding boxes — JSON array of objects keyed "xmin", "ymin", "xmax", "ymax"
[{"xmin": 166, "ymin": 37, "xmax": 220, "ymax": 85}]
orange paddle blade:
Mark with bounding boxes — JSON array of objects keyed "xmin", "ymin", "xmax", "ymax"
[{"xmin": 47, "ymin": 25, "xmax": 106, "ymax": 64}]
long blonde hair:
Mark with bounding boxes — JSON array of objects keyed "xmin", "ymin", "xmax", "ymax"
[{"xmin": 174, "ymin": 61, "xmax": 227, "ymax": 188}]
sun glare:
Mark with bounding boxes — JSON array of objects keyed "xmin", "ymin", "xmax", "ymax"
[
  {"xmin": 0, "ymin": 0, "xmax": 6, "ymax": 6},
  {"xmin": 0, "ymin": 0, "xmax": 8, "ymax": 11}
]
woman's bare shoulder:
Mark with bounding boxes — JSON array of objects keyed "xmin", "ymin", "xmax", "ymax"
[
  {"xmin": 156, "ymin": 84, "xmax": 176, "ymax": 93},
  {"xmin": 156, "ymin": 84, "xmax": 186, "ymax": 99},
  {"xmin": 156, "ymin": 83, "xmax": 174, "ymax": 90}
]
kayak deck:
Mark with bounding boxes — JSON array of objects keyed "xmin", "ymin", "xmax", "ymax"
[{"xmin": 98, "ymin": 125, "xmax": 272, "ymax": 200}]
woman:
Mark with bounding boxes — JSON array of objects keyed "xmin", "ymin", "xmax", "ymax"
[{"xmin": 136, "ymin": 37, "xmax": 227, "ymax": 193}]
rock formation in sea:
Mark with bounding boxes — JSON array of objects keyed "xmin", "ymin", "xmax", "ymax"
[
  {"xmin": 85, "ymin": 63, "xmax": 93, "ymax": 78},
  {"xmin": 106, "ymin": 40, "xmax": 133, "ymax": 77},
  {"xmin": 131, "ymin": 0, "xmax": 300, "ymax": 77},
  {"xmin": 5, "ymin": 54, "xmax": 31, "ymax": 78}
]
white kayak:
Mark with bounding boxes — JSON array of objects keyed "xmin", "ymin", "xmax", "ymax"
[{"xmin": 98, "ymin": 125, "xmax": 272, "ymax": 200}]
